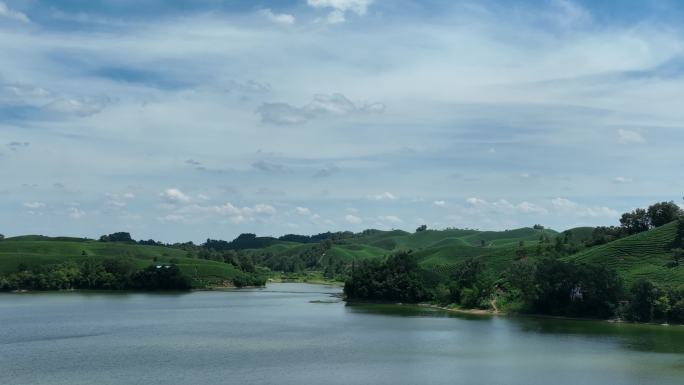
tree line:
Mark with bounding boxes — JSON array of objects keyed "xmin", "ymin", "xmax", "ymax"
[
  {"xmin": 344, "ymin": 250, "xmax": 684, "ymax": 324},
  {"xmin": 0, "ymin": 259, "xmax": 192, "ymax": 291},
  {"xmin": 345, "ymin": 201, "xmax": 684, "ymax": 324}
]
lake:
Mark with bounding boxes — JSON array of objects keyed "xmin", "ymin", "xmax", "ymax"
[{"xmin": 1, "ymin": 283, "xmax": 683, "ymax": 385}]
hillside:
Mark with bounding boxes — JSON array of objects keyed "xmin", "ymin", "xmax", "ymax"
[
  {"xmin": 0, "ymin": 236, "xmax": 249, "ymax": 288},
  {"xmin": 565, "ymin": 221, "xmax": 683, "ymax": 287},
  {"xmin": 239, "ymin": 223, "xmax": 684, "ymax": 289},
  {"xmin": 4, "ymin": 221, "xmax": 683, "ymax": 290},
  {"xmin": 242, "ymin": 226, "xmax": 558, "ymax": 276}
]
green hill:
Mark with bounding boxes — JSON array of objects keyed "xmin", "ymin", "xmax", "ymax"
[
  {"xmin": 240, "ymin": 227, "xmax": 557, "ymax": 275},
  {"xmin": 565, "ymin": 221, "xmax": 683, "ymax": 287},
  {"xmin": 4, "ymin": 220, "xmax": 683, "ymax": 290},
  {"xmin": 0, "ymin": 237, "xmax": 248, "ymax": 288}
]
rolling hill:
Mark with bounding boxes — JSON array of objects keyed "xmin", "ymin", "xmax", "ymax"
[
  {"xmin": 565, "ymin": 221, "xmax": 683, "ymax": 287},
  {"xmin": 3, "ymin": 220, "xmax": 683, "ymax": 289},
  {"xmin": 0, "ymin": 236, "xmax": 249, "ymax": 288}
]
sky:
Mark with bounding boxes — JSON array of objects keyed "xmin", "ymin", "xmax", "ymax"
[{"xmin": 1, "ymin": 0, "xmax": 683, "ymax": 243}]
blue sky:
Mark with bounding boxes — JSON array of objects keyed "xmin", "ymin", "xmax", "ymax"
[{"xmin": 1, "ymin": 0, "xmax": 683, "ymax": 242}]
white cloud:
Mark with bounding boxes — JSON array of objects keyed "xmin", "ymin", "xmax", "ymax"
[
  {"xmin": 68, "ymin": 207, "xmax": 86, "ymax": 219},
  {"xmin": 308, "ymin": 0, "xmax": 373, "ymax": 23},
  {"xmin": 259, "ymin": 8, "xmax": 295, "ymax": 25},
  {"xmin": 256, "ymin": 93, "xmax": 384, "ymax": 125},
  {"xmin": 295, "ymin": 206, "xmax": 311, "ymax": 215},
  {"xmin": 378, "ymin": 215, "xmax": 402, "ymax": 223},
  {"xmin": 0, "ymin": 1, "xmax": 29, "ymax": 23},
  {"xmin": 106, "ymin": 192, "xmax": 136, "ymax": 208},
  {"xmin": 467, "ymin": 198, "xmax": 548, "ymax": 214},
  {"xmin": 369, "ymin": 192, "xmax": 397, "ymax": 200},
  {"xmin": 23, "ymin": 202, "xmax": 45, "ymax": 209},
  {"xmin": 433, "ymin": 200, "xmax": 446, "ymax": 207},
  {"xmin": 613, "ymin": 176, "xmax": 633, "ymax": 184},
  {"xmin": 618, "ymin": 129, "xmax": 645, "ymax": 144},
  {"xmin": 551, "ymin": 197, "xmax": 617, "ymax": 217},
  {"xmin": 551, "ymin": 197, "xmax": 579, "ymax": 209},
  {"xmin": 160, "ymin": 188, "xmax": 191, "ymax": 203},
  {"xmin": 160, "ymin": 214, "xmax": 185, "ymax": 223},
  {"xmin": 345, "ymin": 214, "xmax": 362, "ymax": 224},
  {"xmin": 107, "ymin": 199, "xmax": 127, "ymax": 208},
  {"xmin": 161, "ymin": 201, "xmax": 277, "ymax": 224},
  {"xmin": 44, "ymin": 97, "xmax": 108, "ymax": 117},
  {"xmin": 550, "ymin": 0, "xmax": 591, "ymax": 27},
  {"xmin": 466, "ymin": 197, "xmax": 488, "ymax": 206},
  {"xmin": 324, "ymin": 9, "xmax": 346, "ymax": 24}
]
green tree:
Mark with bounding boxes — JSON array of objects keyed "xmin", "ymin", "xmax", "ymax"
[
  {"xmin": 628, "ymin": 280, "xmax": 659, "ymax": 322},
  {"xmin": 620, "ymin": 208, "xmax": 650, "ymax": 235},
  {"xmin": 647, "ymin": 201, "xmax": 683, "ymax": 228}
]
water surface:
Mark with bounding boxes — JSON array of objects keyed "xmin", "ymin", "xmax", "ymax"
[{"xmin": 1, "ymin": 283, "xmax": 683, "ymax": 385}]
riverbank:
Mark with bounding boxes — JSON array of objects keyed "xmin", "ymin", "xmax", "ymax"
[{"xmin": 418, "ymin": 303, "xmax": 501, "ymax": 316}]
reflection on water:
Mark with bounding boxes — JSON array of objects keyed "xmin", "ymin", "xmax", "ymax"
[{"xmin": 1, "ymin": 283, "xmax": 683, "ymax": 385}]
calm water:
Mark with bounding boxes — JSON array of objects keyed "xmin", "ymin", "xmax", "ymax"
[{"xmin": 1, "ymin": 283, "xmax": 683, "ymax": 385}]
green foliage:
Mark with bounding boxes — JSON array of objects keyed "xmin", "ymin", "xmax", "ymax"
[
  {"xmin": 0, "ymin": 259, "xmax": 191, "ymax": 291},
  {"xmin": 531, "ymin": 259, "xmax": 622, "ymax": 318},
  {"xmin": 618, "ymin": 201, "xmax": 682, "ymax": 237},
  {"xmin": 647, "ymin": 201, "xmax": 683, "ymax": 228},
  {"xmin": 344, "ymin": 251, "xmax": 429, "ymax": 303},
  {"xmin": 620, "ymin": 208, "xmax": 650, "ymax": 235},
  {"xmin": 130, "ymin": 265, "xmax": 192, "ymax": 290},
  {"xmin": 99, "ymin": 232, "xmax": 134, "ymax": 243},
  {"xmin": 627, "ymin": 280, "xmax": 660, "ymax": 322}
]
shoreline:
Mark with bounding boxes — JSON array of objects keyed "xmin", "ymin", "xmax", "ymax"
[{"xmin": 417, "ymin": 303, "xmax": 501, "ymax": 316}]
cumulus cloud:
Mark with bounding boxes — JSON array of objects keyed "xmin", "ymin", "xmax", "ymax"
[
  {"xmin": 106, "ymin": 192, "xmax": 135, "ymax": 208},
  {"xmin": 433, "ymin": 200, "xmax": 447, "ymax": 207},
  {"xmin": 295, "ymin": 206, "xmax": 311, "ymax": 215},
  {"xmin": 68, "ymin": 207, "xmax": 86, "ymax": 219},
  {"xmin": 259, "ymin": 8, "xmax": 295, "ymax": 25},
  {"xmin": 307, "ymin": 0, "xmax": 373, "ymax": 23},
  {"xmin": 345, "ymin": 214, "xmax": 362, "ymax": 224},
  {"xmin": 160, "ymin": 188, "xmax": 191, "ymax": 203},
  {"xmin": 613, "ymin": 176, "xmax": 633, "ymax": 184},
  {"xmin": 467, "ymin": 197, "xmax": 548, "ymax": 214},
  {"xmin": 618, "ymin": 129, "xmax": 645, "ymax": 144},
  {"xmin": 256, "ymin": 93, "xmax": 384, "ymax": 125},
  {"xmin": 161, "ymin": 202, "xmax": 277, "ymax": 224},
  {"xmin": 551, "ymin": 197, "xmax": 618, "ymax": 217},
  {"xmin": 23, "ymin": 201, "xmax": 45, "ymax": 209},
  {"xmin": 369, "ymin": 192, "xmax": 397, "ymax": 201},
  {"xmin": 378, "ymin": 215, "xmax": 402, "ymax": 224},
  {"xmin": 0, "ymin": 1, "xmax": 29, "ymax": 23},
  {"xmin": 466, "ymin": 197, "xmax": 488, "ymax": 206}
]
